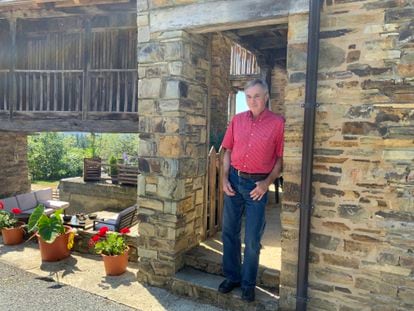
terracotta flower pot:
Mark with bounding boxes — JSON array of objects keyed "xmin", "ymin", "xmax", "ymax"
[
  {"xmin": 37, "ymin": 226, "xmax": 72, "ymax": 262},
  {"xmin": 1, "ymin": 222, "xmax": 25, "ymax": 245},
  {"xmin": 102, "ymin": 248, "xmax": 129, "ymax": 276}
]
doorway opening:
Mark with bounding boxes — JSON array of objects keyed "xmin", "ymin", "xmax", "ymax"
[{"xmin": 186, "ymin": 23, "xmax": 288, "ymax": 295}]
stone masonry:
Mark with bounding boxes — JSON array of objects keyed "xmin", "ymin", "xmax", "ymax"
[
  {"xmin": 139, "ymin": 0, "xmax": 413, "ymax": 310},
  {"xmin": 210, "ymin": 33, "xmax": 232, "ymax": 150},
  {"xmin": 0, "ymin": 132, "xmax": 30, "ymax": 198},
  {"xmin": 270, "ymin": 64, "xmax": 288, "ymax": 117},
  {"xmin": 280, "ymin": 1, "xmax": 414, "ymax": 310},
  {"xmin": 138, "ymin": 1, "xmax": 210, "ymax": 286}
]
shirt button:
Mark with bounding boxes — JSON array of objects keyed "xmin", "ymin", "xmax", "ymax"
[
  {"xmin": 251, "ymin": 133, "xmax": 253, "ymax": 136},
  {"xmin": 248, "ymin": 144, "xmax": 251, "ymax": 147},
  {"xmin": 246, "ymin": 155, "xmax": 249, "ymax": 157}
]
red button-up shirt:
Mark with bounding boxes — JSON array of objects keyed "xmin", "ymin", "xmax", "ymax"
[{"xmin": 221, "ymin": 109, "xmax": 285, "ymax": 174}]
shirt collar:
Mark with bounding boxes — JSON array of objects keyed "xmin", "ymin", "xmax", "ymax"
[{"xmin": 248, "ymin": 108, "xmax": 269, "ymax": 122}]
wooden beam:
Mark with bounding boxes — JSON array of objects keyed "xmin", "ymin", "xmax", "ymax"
[
  {"xmin": 235, "ymin": 24, "xmax": 288, "ymax": 37},
  {"xmin": 0, "ymin": 114, "xmax": 138, "ymax": 132}
]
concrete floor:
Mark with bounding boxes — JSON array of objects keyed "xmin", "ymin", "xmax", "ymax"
[{"xmin": 200, "ymin": 202, "xmax": 281, "ymax": 272}]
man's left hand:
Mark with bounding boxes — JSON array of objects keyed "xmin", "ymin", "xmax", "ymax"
[{"xmin": 249, "ymin": 180, "xmax": 269, "ymax": 201}]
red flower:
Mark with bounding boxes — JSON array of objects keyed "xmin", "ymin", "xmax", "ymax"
[
  {"xmin": 11, "ymin": 207, "xmax": 22, "ymax": 214},
  {"xmin": 88, "ymin": 234, "xmax": 100, "ymax": 247},
  {"xmin": 92, "ymin": 235, "xmax": 100, "ymax": 242},
  {"xmin": 120, "ymin": 227, "xmax": 130, "ymax": 234},
  {"xmin": 0, "ymin": 201, "xmax": 4, "ymax": 210},
  {"xmin": 98, "ymin": 226, "xmax": 109, "ymax": 236}
]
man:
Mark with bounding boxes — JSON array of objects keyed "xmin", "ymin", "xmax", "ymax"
[{"xmin": 218, "ymin": 79, "xmax": 284, "ymax": 302}]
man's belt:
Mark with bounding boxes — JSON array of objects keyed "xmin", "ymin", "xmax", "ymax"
[{"xmin": 234, "ymin": 168, "xmax": 268, "ymax": 180}]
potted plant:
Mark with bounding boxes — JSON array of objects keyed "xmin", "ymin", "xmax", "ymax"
[
  {"xmin": 0, "ymin": 201, "xmax": 25, "ymax": 245},
  {"xmin": 109, "ymin": 155, "xmax": 118, "ymax": 184},
  {"xmin": 27, "ymin": 204, "xmax": 74, "ymax": 262},
  {"xmin": 89, "ymin": 226, "xmax": 130, "ymax": 276}
]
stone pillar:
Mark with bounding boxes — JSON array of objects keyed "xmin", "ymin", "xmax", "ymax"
[
  {"xmin": 0, "ymin": 132, "xmax": 30, "ymax": 198},
  {"xmin": 279, "ymin": 12, "xmax": 309, "ymax": 311},
  {"xmin": 137, "ymin": 1, "xmax": 210, "ymax": 286}
]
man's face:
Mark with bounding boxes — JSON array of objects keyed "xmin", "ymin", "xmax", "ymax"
[{"xmin": 245, "ymin": 84, "xmax": 268, "ymax": 117}]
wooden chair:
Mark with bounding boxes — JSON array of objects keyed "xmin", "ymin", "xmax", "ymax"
[{"xmin": 93, "ymin": 205, "xmax": 138, "ymax": 232}]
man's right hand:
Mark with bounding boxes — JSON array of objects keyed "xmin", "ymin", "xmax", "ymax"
[{"xmin": 223, "ymin": 179, "xmax": 236, "ymax": 196}]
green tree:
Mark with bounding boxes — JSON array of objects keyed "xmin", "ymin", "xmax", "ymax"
[{"xmin": 28, "ymin": 133, "xmax": 67, "ymax": 180}]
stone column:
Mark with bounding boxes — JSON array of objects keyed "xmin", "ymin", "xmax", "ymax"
[
  {"xmin": 279, "ymin": 12, "xmax": 309, "ymax": 311},
  {"xmin": 0, "ymin": 132, "xmax": 30, "ymax": 198},
  {"xmin": 137, "ymin": 2, "xmax": 210, "ymax": 286}
]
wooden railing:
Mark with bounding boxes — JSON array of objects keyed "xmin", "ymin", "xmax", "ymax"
[
  {"xmin": 88, "ymin": 69, "xmax": 137, "ymax": 113},
  {"xmin": 230, "ymin": 43, "xmax": 260, "ymax": 76},
  {"xmin": 204, "ymin": 146, "xmax": 225, "ymax": 240},
  {"xmin": 15, "ymin": 70, "xmax": 83, "ymax": 112},
  {"xmin": 0, "ymin": 70, "xmax": 9, "ymax": 111},
  {"xmin": 0, "ymin": 69, "xmax": 138, "ymax": 114},
  {"xmin": 83, "ymin": 157, "xmax": 138, "ymax": 186}
]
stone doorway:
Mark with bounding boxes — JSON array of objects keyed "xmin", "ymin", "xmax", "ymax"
[{"xmin": 180, "ymin": 23, "xmax": 288, "ymax": 303}]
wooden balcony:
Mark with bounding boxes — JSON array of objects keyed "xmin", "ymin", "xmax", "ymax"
[{"xmin": 0, "ymin": 2, "xmax": 138, "ymax": 133}]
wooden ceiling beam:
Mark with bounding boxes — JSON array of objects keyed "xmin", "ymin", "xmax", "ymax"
[{"xmin": 222, "ymin": 30, "xmax": 265, "ymax": 60}]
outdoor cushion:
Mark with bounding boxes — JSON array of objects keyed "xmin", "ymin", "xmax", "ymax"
[
  {"xmin": 2, "ymin": 196, "xmax": 19, "ymax": 212},
  {"xmin": 38, "ymin": 199, "xmax": 69, "ymax": 210},
  {"xmin": 94, "ymin": 219, "xmax": 116, "ymax": 231},
  {"xmin": 34, "ymin": 188, "xmax": 53, "ymax": 202},
  {"xmin": 16, "ymin": 192, "xmax": 37, "ymax": 212},
  {"xmin": 23, "ymin": 207, "xmax": 55, "ymax": 215}
]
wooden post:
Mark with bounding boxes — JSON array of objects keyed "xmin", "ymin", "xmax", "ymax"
[
  {"xmin": 9, "ymin": 17, "xmax": 17, "ymax": 120},
  {"xmin": 217, "ymin": 146, "xmax": 225, "ymax": 231},
  {"xmin": 82, "ymin": 19, "xmax": 91, "ymax": 120}
]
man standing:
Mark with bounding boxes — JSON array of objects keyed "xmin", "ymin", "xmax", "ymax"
[{"xmin": 218, "ymin": 79, "xmax": 284, "ymax": 302}]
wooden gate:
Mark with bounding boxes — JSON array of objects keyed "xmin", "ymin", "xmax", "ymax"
[{"xmin": 203, "ymin": 146, "xmax": 225, "ymax": 240}]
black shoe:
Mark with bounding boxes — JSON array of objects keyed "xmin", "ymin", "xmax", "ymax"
[
  {"xmin": 241, "ymin": 287, "xmax": 255, "ymax": 302},
  {"xmin": 218, "ymin": 279, "xmax": 241, "ymax": 294}
]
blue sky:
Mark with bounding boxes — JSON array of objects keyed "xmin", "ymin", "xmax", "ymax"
[{"xmin": 236, "ymin": 91, "xmax": 248, "ymax": 113}]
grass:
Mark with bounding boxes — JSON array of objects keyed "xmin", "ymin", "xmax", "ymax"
[{"xmin": 31, "ymin": 180, "xmax": 59, "ymax": 190}]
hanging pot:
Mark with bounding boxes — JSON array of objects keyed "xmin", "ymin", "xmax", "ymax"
[
  {"xmin": 1, "ymin": 222, "xmax": 25, "ymax": 245},
  {"xmin": 37, "ymin": 225, "xmax": 72, "ymax": 262},
  {"xmin": 101, "ymin": 247, "xmax": 129, "ymax": 276}
]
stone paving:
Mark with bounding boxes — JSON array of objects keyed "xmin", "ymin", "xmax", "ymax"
[{"xmin": 0, "ymin": 237, "xmax": 224, "ymax": 311}]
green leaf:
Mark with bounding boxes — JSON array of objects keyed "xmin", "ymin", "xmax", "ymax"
[
  {"xmin": 27, "ymin": 204, "xmax": 45, "ymax": 232},
  {"xmin": 37, "ymin": 216, "xmax": 62, "ymax": 243}
]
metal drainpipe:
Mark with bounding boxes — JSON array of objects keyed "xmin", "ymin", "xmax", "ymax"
[{"xmin": 296, "ymin": 0, "xmax": 322, "ymax": 310}]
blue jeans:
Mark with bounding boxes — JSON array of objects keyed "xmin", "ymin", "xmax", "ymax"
[{"xmin": 222, "ymin": 166, "xmax": 267, "ymax": 289}]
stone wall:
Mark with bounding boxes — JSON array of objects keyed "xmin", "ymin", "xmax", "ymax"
[
  {"xmin": 0, "ymin": 132, "xmax": 30, "ymax": 198},
  {"xmin": 270, "ymin": 64, "xmax": 287, "ymax": 117},
  {"xmin": 210, "ymin": 33, "xmax": 232, "ymax": 150},
  {"xmin": 138, "ymin": 1, "xmax": 210, "ymax": 286},
  {"xmin": 280, "ymin": 1, "xmax": 414, "ymax": 310},
  {"xmin": 59, "ymin": 177, "xmax": 137, "ymax": 214}
]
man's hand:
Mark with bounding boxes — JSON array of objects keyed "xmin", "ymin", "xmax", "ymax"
[
  {"xmin": 223, "ymin": 178, "xmax": 236, "ymax": 196},
  {"xmin": 249, "ymin": 180, "xmax": 269, "ymax": 201}
]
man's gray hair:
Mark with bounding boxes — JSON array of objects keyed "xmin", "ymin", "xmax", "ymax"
[{"xmin": 244, "ymin": 79, "xmax": 269, "ymax": 94}]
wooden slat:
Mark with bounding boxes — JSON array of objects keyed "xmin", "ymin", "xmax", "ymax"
[
  {"xmin": 217, "ymin": 146, "xmax": 225, "ymax": 232},
  {"xmin": 208, "ymin": 146, "xmax": 217, "ymax": 237}
]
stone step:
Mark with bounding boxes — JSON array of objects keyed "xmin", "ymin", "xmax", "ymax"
[
  {"xmin": 171, "ymin": 267, "xmax": 279, "ymax": 311},
  {"xmin": 184, "ymin": 245, "xmax": 280, "ymax": 290}
]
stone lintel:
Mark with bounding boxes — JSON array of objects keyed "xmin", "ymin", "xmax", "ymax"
[{"xmin": 150, "ymin": 0, "xmax": 291, "ymax": 33}]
